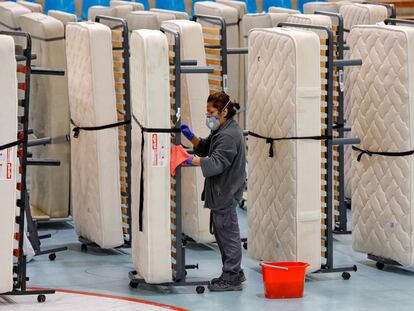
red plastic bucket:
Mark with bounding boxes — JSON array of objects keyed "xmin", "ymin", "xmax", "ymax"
[{"xmin": 261, "ymin": 262, "xmax": 309, "ymax": 299}]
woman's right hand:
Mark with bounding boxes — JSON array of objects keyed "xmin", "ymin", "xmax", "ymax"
[{"xmin": 181, "ymin": 124, "xmax": 195, "ymax": 141}]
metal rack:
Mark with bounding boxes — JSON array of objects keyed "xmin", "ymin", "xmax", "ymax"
[
  {"xmin": 278, "ymin": 23, "xmax": 361, "ymax": 279},
  {"xmin": 128, "ymin": 25, "xmax": 214, "ymax": 294},
  {"xmin": 0, "ymin": 30, "xmax": 65, "ymax": 303},
  {"xmin": 79, "ymin": 15, "xmax": 133, "ymax": 252}
]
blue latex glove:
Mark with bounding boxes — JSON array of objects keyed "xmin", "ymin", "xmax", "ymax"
[
  {"xmin": 181, "ymin": 124, "xmax": 195, "ymax": 141},
  {"xmin": 185, "ymin": 156, "xmax": 194, "ymax": 165}
]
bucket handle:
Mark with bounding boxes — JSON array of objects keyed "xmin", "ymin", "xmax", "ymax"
[{"xmin": 260, "ymin": 262, "xmax": 289, "ymax": 271}]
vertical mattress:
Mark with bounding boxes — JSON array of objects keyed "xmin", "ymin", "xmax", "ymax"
[
  {"xmin": 110, "ymin": 0, "xmax": 145, "ymax": 11},
  {"xmin": 268, "ymin": 6, "xmax": 300, "ymax": 14},
  {"xmin": 48, "ymin": 10, "xmax": 77, "ymax": 27},
  {"xmin": 150, "ymin": 8, "xmax": 189, "ymax": 20},
  {"xmin": 127, "ymin": 11, "xmax": 176, "ymax": 31},
  {"xmin": 247, "ymin": 28, "xmax": 322, "ymax": 272},
  {"xmin": 341, "ymin": 3, "xmax": 388, "ymax": 199},
  {"xmin": 350, "ymin": 25, "xmax": 414, "ymax": 266},
  {"xmin": 0, "ymin": 35, "xmax": 17, "ymax": 294},
  {"xmin": 303, "ymin": 2, "xmax": 339, "ymax": 14},
  {"xmin": 66, "ymin": 22, "xmax": 124, "ymax": 248},
  {"xmin": 162, "ymin": 20, "xmax": 213, "ymax": 243},
  {"xmin": 19, "ymin": 13, "xmax": 71, "ymax": 219},
  {"xmin": 17, "ymin": 0, "xmax": 43, "ymax": 13},
  {"xmin": 130, "ymin": 29, "xmax": 172, "ymax": 283},
  {"xmin": 0, "ymin": 2, "xmax": 30, "ymax": 31}
]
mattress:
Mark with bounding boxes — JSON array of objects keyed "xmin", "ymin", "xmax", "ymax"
[
  {"xmin": 0, "ymin": 2, "xmax": 31, "ymax": 31},
  {"xmin": 0, "ymin": 34, "xmax": 17, "ymax": 294},
  {"xmin": 110, "ymin": 0, "xmax": 144, "ymax": 11},
  {"xmin": 48, "ymin": 10, "xmax": 77, "ymax": 26},
  {"xmin": 268, "ymin": 12, "xmax": 290, "ymax": 27},
  {"xmin": 19, "ymin": 13, "xmax": 71, "ymax": 219},
  {"xmin": 194, "ymin": 2, "xmax": 240, "ymax": 102},
  {"xmin": 161, "ymin": 20, "xmax": 213, "ymax": 243},
  {"xmin": 242, "ymin": 14, "xmax": 273, "ymax": 40},
  {"xmin": 130, "ymin": 29, "xmax": 172, "ymax": 283},
  {"xmin": 88, "ymin": 6, "xmax": 116, "ymax": 21},
  {"xmin": 150, "ymin": 8, "xmax": 189, "ymax": 20},
  {"xmin": 287, "ymin": 14, "xmax": 332, "ymax": 29},
  {"xmin": 127, "ymin": 11, "xmax": 175, "ymax": 31},
  {"xmin": 303, "ymin": 2, "xmax": 339, "ymax": 14},
  {"xmin": 17, "ymin": 0, "xmax": 43, "ymax": 13},
  {"xmin": 247, "ymin": 27, "xmax": 321, "ymax": 272},
  {"xmin": 112, "ymin": 4, "xmax": 133, "ymax": 19},
  {"xmin": 341, "ymin": 3, "xmax": 388, "ymax": 199},
  {"xmin": 268, "ymin": 6, "xmax": 300, "ymax": 14},
  {"xmin": 350, "ymin": 25, "xmax": 414, "ymax": 266},
  {"xmin": 66, "ymin": 22, "xmax": 124, "ymax": 248}
]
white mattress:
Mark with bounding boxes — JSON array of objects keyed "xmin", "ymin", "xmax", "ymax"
[
  {"xmin": 48, "ymin": 10, "xmax": 77, "ymax": 26},
  {"xmin": 247, "ymin": 28, "xmax": 322, "ymax": 272},
  {"xmin": 242, "ymin": 14, "xmax": 273, "ymax": 39},
  {"xmin": 17, "ymin": 0, "xmax": 43, "ymax": 13},
  {"xmin": 268, "ymin": 6, "xmax": 300, "ymax": 14},
  {"xmin": 287, "ymin": 14, "xmax": 332, "ymax": 28},
  {"xmin": 150, "ymin": 8, "xmax": 189, "ymax": 20},
  {"xmin": 303, "ymin": 2, "xmax": 339, "ymax": 14},
  {"xmin": 130, "ymin": 29, "xmax": 172, "ymax": 283},
  {"xmin": 66, "ymin": 22, "xmax": 124, "ymax": 249},
  {"xmin": 19, "ymin": 13, "xmax": 71, "ymax": 219},
  {"xmin": 350, "ymin": 25, "xmax": 414, "ymax": 266},
  {"xmin": 110, "ymin": 0, "xmax": 144, "ymax": 11},
  {"xmin": 341, "ymin": 3, "xmax": 388, "ymax": 198},
  {"xmin": 0, "ymin": 2, "xmax": 30, "ymax": 31},
  {"xmin": 127, "ymin": 11, "xmax": 175, "ymax": 31},
  {"xmin": 87, "ymin": 6, "xmax": 116, "ymax": 22},
  {"xmin": 194, "ymin": 2, "xmax": 240, "ymax": 102},
  {"xmin": 162, "ymin": 20, "xmax": 213, "ymax": 243},
  {"xmin": 0, "ymin": 34, "xmax": 17, "ymax": 294}
]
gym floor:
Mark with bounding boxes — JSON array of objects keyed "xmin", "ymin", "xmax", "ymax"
[{"xmin": 25, "ymin": 209, "xmax": 414, "ymax": 311}]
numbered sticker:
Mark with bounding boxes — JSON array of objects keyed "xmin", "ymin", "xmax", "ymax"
[
  {"xmin": 151, "ymin": 133, "xmax": 168, "ymax": 167},
  {"xmin": 0, "ymin": 148, "xmax": 13, "ymax": 180}
]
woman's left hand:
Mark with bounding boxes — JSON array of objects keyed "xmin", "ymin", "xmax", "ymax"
[{"xmin": 186, "ymin": 156, "xmax": 201, "ymax": 166}]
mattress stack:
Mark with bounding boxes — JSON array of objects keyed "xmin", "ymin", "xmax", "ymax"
[
  {"xmin": 66, "ymin": 22, "xmax": 124, "ymax": 249},
  {"xmin": 130, "ymin": 29, "xmax": 172, "ymax": 283},
  {"xmin": 350, "ymin": 25, "xmax": 414, "ymax": 267},
  {"xmin": 340, "ymin": 3, "xmax": 388, "ymax": 199},
  {"xmin": 19, "ymin": 13, "xmax": 71, "ymax": 219},
  {"xmin": 0, "ymin": 34, "xmax": 18, "ymax": 294},
  {"xmin": 161, "ymin": 20, "xmax": 213, "ymax": 243},
  {"xmin": 247, "ymin": 28, "xmax": 322, "ymax": 272}
]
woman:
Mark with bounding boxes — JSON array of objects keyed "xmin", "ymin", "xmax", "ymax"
[{"xmin": 181, "ymin": 92, "xmax": 246, "ymax": 292}]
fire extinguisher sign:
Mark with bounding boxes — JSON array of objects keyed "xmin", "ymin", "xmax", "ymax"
[
  {"xmin": 151, "ymin": 133, "xmax": 168, "ymax": 168},
  {"xmin": 0, "ymin": 147, "xmax": 13, "ymax": 180}
]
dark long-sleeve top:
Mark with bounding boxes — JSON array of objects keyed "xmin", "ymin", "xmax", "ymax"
[{"xmin": 194, "ymin": 118, "xmax": 246, "ymax": 210}]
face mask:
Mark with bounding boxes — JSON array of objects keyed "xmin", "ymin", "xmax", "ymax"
[{"xmin": 206, "ymin": 114, "xmax": 220, "ymax": 131}]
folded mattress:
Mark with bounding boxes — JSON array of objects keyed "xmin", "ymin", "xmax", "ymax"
[
  {"xmin": 127, "ymin": 11, "xmax": 176, "ymax": 31},
  {"xmin": 150, "ymin": 8, "xmax": 189, "ymax": 20},
  {"xmin": 247, "ymin": 28, "xmax": 322, "ymax": 272},
  {"xmin": 341, "ymin": 3, "xmax": 388, "ymax": 199},
  {"xmin": 268, "ymin": 6, "xmax": 299, "ymax": 14},
  {"xmin": 110, "ymin": 0, "xmax": 144, "ymax": 11},
  {"xmin": 19, "ymin": 13, "xmax": 71, "ymax": 219},
  {"xmin": 162, "ymin": 20, "xmax": 213, "ymax": 243},
  {"xmin": 66, "ymin": 22, "xmax": 124, "ymax": 248},
  {"xmin": 88, "ymin": 6, "xmax": 116, "ymax": 21},
  {"xmin": 350, "ymin": 25, "xmax": 414, "ymax": 266},
  {"xmin": 130, "ymin": 29, "xmax": 172, "ymax": 283},
  {"xmin": 303, "ymin": 2, "xmax": 339, "ymax": 14},
  {"xmin": 194, "ymin": 2, "xmax": 240, "ymax": 102},
  {"xmin": 48, "ymin": 10, "xmax": 77, "ymax": 26},
  {"xmin": 0, "ymin": 2, "xmax": 30, "ymax": 31},
  {"xmin": 17, "ymin": 0, "xmax": 43, "ymax": 13},
  {"xmin": 0, "ymin": 34, "xmax": 17, "ymax": 294}
]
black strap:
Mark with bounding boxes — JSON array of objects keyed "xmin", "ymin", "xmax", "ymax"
[
  {"xmin": 132, "ymin": 114, "xmax": 180, "ymax": 232},
  {"xmin": 352, "ymin": 146, "xmax": 414, "ymax": 162},
  {"xmin": 209, "ymin": 210, "xmax": 214, "ymax": 235},
  {"xmin": 70, "ymin": 119, "xmax": 130, "ymax": 138},
  {"xmin": 0, "ymin": 140, "xmax": 20, "ymax": 151},
  {"xmin": 248, "ymin": 131, "xmax": 332, "ymax": 158},
  {"xmin": 333, "ymin": 123, "xmax": 345, "ymax": 130}
]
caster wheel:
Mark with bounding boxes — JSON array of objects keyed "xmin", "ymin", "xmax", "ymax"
[
  {"xmin": 243, "ymin": 242, "xmax": 247, "ymax": 250},
  {"xmin": 376, "ymin": 262, "xmax": 385, "ymax": 270},
  {"xmin": 196, "ymin": 286, "xmax": 205, "ymax": 294},
  {"xmin": 353, "ymin": 265, "xmax": 358, "ymax": 272},
  {"xmin": 37, "ymin": 295, "xmax": 46, "ymax": 303},
  {"xmin": 129, "ymin": 281, "xmax": 138, "ymax": 288},
  {"xmin": 48, "ymin": 253, "xmax": 56, "ymax": 261},
  {"xmin": 81, "ymin": 244, "xmax": 87, "ymax": 252},
  {"xmin": 342, "ymin": 272, "xmax": 351, "ymax": 280}
]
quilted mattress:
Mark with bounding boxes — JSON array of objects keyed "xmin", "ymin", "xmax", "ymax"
[
  {"xmin": 130, "ymin": 29, "xmax": 172, "ymax": 283},
  {"xmin": 19, "ymin": 13, "xmax": 71, "ymax": 219},
  {"xmin": 0, "ymin": 34, "xmax": 17, "ymax": 294},
  {"xmin": 341, "ymin": 3, "xmax": 388, "ymax": 199},
  {"xmin": 162, "ymin": 20, "xmax": 213, "ymax": 243},
  {"xmin": 247, "ymin": 28, "xmax": 322, "ymax": 272},
  {"xmin": 66, "ymin": 22, "xmax": 124, "ymax": 248},
  {"xmin": 350, "ymin": 25, "xmax": 414, "ymax": 266}
]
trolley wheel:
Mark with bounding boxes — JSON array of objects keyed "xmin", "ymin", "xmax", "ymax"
[
  {"xmin": 48, "ymin": 253, "xmax": 56, "ymax": 261},
  {"xmin": 37, "ymin": 295, "xmax": 46, "ymax": 303},
  {"xmin": 376, "ymin": 262, "xmax": 385, "ymax": 270},
  {"xmin": 196, "ymin": 286, "xmax": 205, "ymax": 294},
  {"xmin": 353, "ymin": 265, "xmax": 358, "ymax": 272},
  {"xmin": 243, "ymin": 242, "xmax": 247, "ymax": 250},
  {"xmin": 341, "ymin": 272, "xmax": 351, "ymax": 280},
  {"xmin": 81, "ymin": 244, "xmax": 87, "ymax": 252},
  {"xmin": 129, "ymin": 281, "xmax": 138, "ymax": 288}
]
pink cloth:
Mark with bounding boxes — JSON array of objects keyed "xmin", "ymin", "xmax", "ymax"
[{"xmin": 170, "ymin": 145, "xmax": 192, "ymax": 176}]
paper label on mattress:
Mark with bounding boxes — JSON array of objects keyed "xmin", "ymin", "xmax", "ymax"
[
  {"xmin": 0, "ymin": 148, "xmax": 13, "ymax": 180},
  {"xmin": 151, "ymin": 133, "xmax": 168, "ymax": 167}
]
